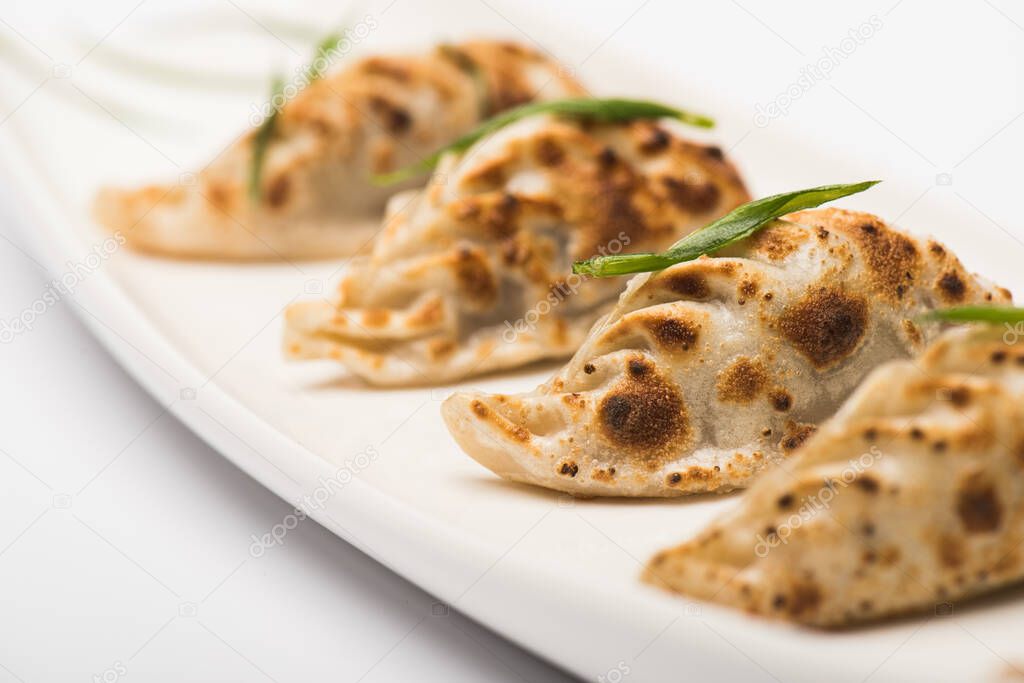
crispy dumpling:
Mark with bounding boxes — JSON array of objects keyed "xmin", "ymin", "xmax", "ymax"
[
  {"xmin": 645, "ymin": 325, "xmax": 1024, "ymax": 626},
  {"xmin": 443, "ymin": 208, "xmax": 1012, "ymax": 496},
  {"xmin": 93, "ymin": 41, "xmax": 583, "ymax": 259},
  {"xmin": 283, "ymin": 114, "xmax": 749, "ymax": 384}
]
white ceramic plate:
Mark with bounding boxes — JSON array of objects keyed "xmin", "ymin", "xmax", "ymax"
[{"xmin": 3, "ymin": 1, "xmax": 1023, "ymax": 680}]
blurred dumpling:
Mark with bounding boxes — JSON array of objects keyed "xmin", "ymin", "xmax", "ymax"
[
  {"xmin": 283, "ymin": 112, "xmax": 748, "ymax": 384},
  {"xmin": 93, "ymin": 41, "xmax": 584, "ymax": 259},
  {"xmin": 443, "ymin": 208, "xmax": 1011, "ymax": 496},
  {"xmin": 645, "ymin": 325, "xmax": 1024, "ymax": 626}
]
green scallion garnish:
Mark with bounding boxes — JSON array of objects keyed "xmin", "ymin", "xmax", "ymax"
[
  {"xmin": 372, "ymin": 97, "xmax": 715, "ymax": 186},
  {"xmin": 249, "ymin": 75, "xmax": 285, "ymax": 201},
  {"xmin": 250, "ymin": 30, "xmax": 349, "ymax": 201},
  {"xmin": 918, "ymin": 306, "xmax": 1024, "ymax": 325},
  {"xmin": 572, "ymin": 181, "xmax": 881, "ymax": 277}
]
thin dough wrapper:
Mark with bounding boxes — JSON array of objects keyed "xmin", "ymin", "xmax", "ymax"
[
  {"xmin": 93, "ymin": 41, "xmax": 583, "ymax": 259},
  {"xmin": 284, "ymin": 114, "xmax": 748, "ymax": 384},
  {"xmin": 645, "ymin": 326, "xmax": 1024, "ymax": 627},
  {"xmin": 443, "ymin": 208, "xmax": 1012, "ymax": 496}
]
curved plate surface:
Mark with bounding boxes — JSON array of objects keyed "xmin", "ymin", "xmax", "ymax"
[{"xmin": 2, "ymin": 1, "xmax": 1023, "ymax": 681}]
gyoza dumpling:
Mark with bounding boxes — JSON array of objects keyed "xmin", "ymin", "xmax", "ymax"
[
  {"xmin": 443, "ymin": 208, "xmax": 1011, "ymax": 496},
  {"xmin": 93, "ymin": 41, "xmax": 583, "ymax": 259},
  {"xmin": 283, "ymin": 114, "xmax": 748, "ymax": 384},
  {"xmin": 645, "ymin": 324, "xmax": 1024, "ymax": 626}
]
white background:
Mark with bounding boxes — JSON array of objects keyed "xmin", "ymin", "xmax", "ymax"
[{"xmin": 1, "ymin": 1, "xmax": 1023, "ymax": 681}]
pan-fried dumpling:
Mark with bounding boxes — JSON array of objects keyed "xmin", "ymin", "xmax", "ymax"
[
  {"xmin": 283, "ymin": 114, "xmax": 749, "ymax": 384},
  {"xmin": 645, "ymin": 325, "xmax": 1024, "ymax": 626},
  {"xmin": 443, "ymin": 208, "xmax": 1012, "ymax": 496},
  {"xmin": 93, "ymin": 41, "xmax": 584, "ymax": 259}
]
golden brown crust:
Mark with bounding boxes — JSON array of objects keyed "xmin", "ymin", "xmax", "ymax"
[
  {"xmin": 444, "ymin": 209, "xmax": 1013, "ymax": 496},
  {"xmin": 93, "ymin": 40, "xmax": 585, "ymax": 260},
  {"xmin": 645, "ymin": 327, "xmax": 1024, "ymax": 627},
  {"xmin": 285, "ymin": 113, "xmax": 750, "ymax": 385}
]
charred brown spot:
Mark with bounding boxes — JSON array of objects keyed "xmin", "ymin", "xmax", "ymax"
[
  {"xmin": 786, "ymin": 581, "xmax": 822, "ymax": 618},
  {"xmin": 769, "ymin": 389, "xmax": 792, "ymax": 412},
  {"xmin": 902, "ymin": 319, "xmax": 923, "ymax": 347},
  {"xmin": 778, "ymin": 288, "xmax": 868, "ymax": 369},
  {"xmin": 848, "ymin": 220, "xmax": 921, "ymax": 301},
  {"xmin": 664, "ymin": 271, "xmax": 710, "ymax": 299},
  {"xmin": 638, "ymin": 125, "xmax": 670, "ymax": 154},
  {"xmin": 750, "ymin": 226, "xmax": 805, "ymax": 261},
  {"xmin": 583, "ymin": 363, "xmax": 596, "ymax": 374},
  {"xmin": 368, "ymin": 95, "xmax": 412, "ymax": 134},
  {"xmin": 597, "ymin": 146, "xmax": 618, "ymax": 167},
  {"xmin": 668, "ymin": 472, "xmax": 682, "ymax": 485},
  {"xmin": 436, "ymin": 44, "xmax": 476, "ymax": 74},
  {"xmin": 937, "ymin": 271, "xmax": 967, "ymax": 302},
  {"xmin": 559, "ymin": 462, "xmax": 579, "ymax": 477},
  {"xmin": 957, "ymin": 474, "xmax": 1002, "ymax": 533},
  {"xmin": 661, "ymin": 176, "xmax": 721, "ymax": 214},
  {"xmin": 265, "ymin": 175, "xmax": 291, "ymax": 209},
  {"xmin": 949, "ymin": 385, "xmax": 970, "ymax": 407},
  {"xmin": 991, "ymin": 350, "xmax": 1007, "ymax": 364},
  {"xmin": 628, "ymin": 358, "xmax": 651, "ymax": 378},
  {"xmin": 453, "ymin": 247, "xmax": 497, "ymax": 305},
  {"xmin": 716, "ymin": 357, "xmax": 768, "ymax": 404},
  {"xmin": 206, "ymin": 181, "xmax": 233, "ymax": 212},
  {"xmin": 645, "ymin": 316, "xmax": 699, "ymax": 351},
  {"xmin": 738, "ymin": 279, "xmax": 758, "ymax": 300},
  {"xmin": 855, "ymin": 475, "xmax": 880, "ymax": 494},
  {"xmin": 500, "ymin": 238, "xmax": 530, "ymax": 266},
  {"xmin": 599, "ymin": 366, "xmax": 688, "ymax": 462},
  {"xmin": 534, "ymin": 137, "xmax": 564, "ymax": 166},
  {"xmin": 938, "ymin": 535, "xmax": 964, "ymax": 568},
  {"xmin": 453, "ymin": 193, "xmax": 521, "ymax": 238},
  {"xmin": 777, "ymin": 493, "xmax": 794, "ymax": 510},
  {"xmin": 879, "ymin": 546, "xmax": 900, "ymax": 566},
  {"xmin": 704, "ymin": 145, "xmax": 724, "ymax": 161},
  {"xmin": 483, "ymin": 68, "xmax": 534, "ymax": 115},
  {"xmin": 574, "ymin": 167, "xmax": 651, "ymax": 254},
  {"xmin": 463, "ymin": 160, "xmax": 507, "ymax": 187},
  {"xmin": 781, "ymin": 423, "xmax": 817, "ymax": 453}
]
